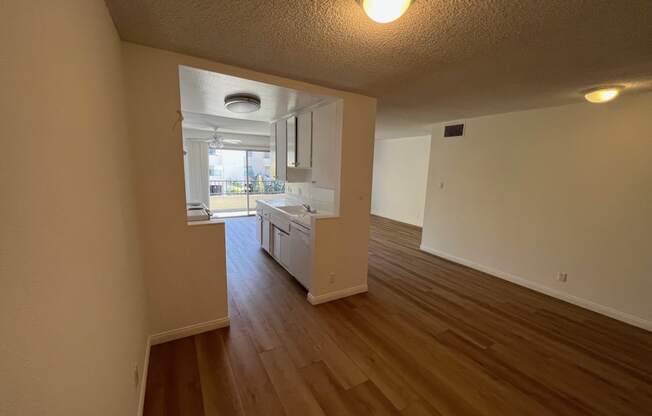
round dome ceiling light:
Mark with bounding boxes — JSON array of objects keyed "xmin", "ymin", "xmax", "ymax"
[
  {"xmin": 584, "ymin": 86, "xmax": 623, "ymax": 104},
  {"xmin": 359, "ymin": 0, "xmax": 412, "ymax": 24},
  {"xmin": 224, "ymin": 93, "xmax": 261, "ymax": 113}
]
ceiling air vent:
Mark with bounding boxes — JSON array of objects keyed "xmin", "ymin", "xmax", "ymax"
[{"xmin": 444, "ymin": 123, "xmax": 465, "ymax": 138}]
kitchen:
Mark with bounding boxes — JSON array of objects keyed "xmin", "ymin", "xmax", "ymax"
[
  {"xmin": 255, "ymin": 97, "xmax": 341, "ymax": 297},
  {"xmin": 180, "ymin": 65, "xmax": 349, "ymax": 302}
]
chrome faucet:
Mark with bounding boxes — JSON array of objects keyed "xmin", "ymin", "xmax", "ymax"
[{"xmin": 302, "ymin": 203, "xmax": 316, "ymax": 213}]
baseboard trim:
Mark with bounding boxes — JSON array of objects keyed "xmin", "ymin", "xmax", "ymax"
[
  {"xmin": 138, "ymin": 317, "xmax": 230, "ymax": 415},
  {"xmin": 137, "ymin": 336, "xmax": 151, "ymax": 416},
  {"xmin": 307, "ymin": 284, "xmax": 368, "ymax": 305},
  {"xmin": 419, "ymin": 245, "xmax": 651, "ymax": 332},
  {"xmin": 150, "ymin": 317, "xmax": 231, "ymax": 346},
  {"xmin": 370, "ymin": 213, "xmax": 423, "ymax": 230}
]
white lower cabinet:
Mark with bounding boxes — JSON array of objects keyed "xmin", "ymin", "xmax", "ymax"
[
  {"xmin": 258, "ymin": 202, "xmax": 312, "ymax": 291},
  {"xmin": 262, "ymin": 216, "xmax": 271, "ymax": 254},
  {"xmin": 289, "ymin": 222, "xmax": 311, "ymax": 290},
  {"xmin": 256, "ymin": 214, "xmax": 263, "ymax": 246},
  {"xmin": 273, "ymin": 226, "xmax": 290, "ymax": 269}
]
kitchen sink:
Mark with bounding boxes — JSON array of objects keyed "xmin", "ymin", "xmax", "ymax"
[{"xmin": 277, "ymin": 205, "xmax": 308, "ymax": 216}]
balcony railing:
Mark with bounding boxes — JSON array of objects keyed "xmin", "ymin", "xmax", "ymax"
[{"xmin": 209, "ymin": 180, "xmax": 285, "ymax": 196}]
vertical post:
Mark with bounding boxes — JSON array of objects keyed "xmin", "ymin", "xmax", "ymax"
[{"xmin": 245, "ymin": 150, "xmax": 250, "ymax": 215}]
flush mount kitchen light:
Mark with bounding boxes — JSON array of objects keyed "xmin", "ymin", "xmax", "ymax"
[
  {"xmin": 359, "ymin": 0, "xmax": 412, "ymax": 23},
  {"xmin": 584, "ymin": 86, "xmax": 623, "ymax": 104},
  {"xmin": 224, "ymin": 93, "xmax": 261, "ymax": 113}
]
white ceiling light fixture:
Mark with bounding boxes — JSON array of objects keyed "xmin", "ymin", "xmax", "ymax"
[
  {"xmin": 358, "ymin": 0, "xmax": 412, "ymax": 24},
  {"xmin": 224, "ymin": 93, "xmax": 261, "ymax": 113},
  {"xmin": 584, "ymin": 86, "xmax": 623, "ymax": 104}
]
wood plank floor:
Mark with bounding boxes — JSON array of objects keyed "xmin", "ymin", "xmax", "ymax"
[{"xmin": 144, "ymin": 215, "xmax": 652, "ymax": 416}]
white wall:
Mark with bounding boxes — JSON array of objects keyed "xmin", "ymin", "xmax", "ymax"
[
  {"xmin": 123, "ymin": 44, "xmax": 229, "ymax": 336},
  {"xmin": 421, "ymin": 92, "xmax": 652, "ymax": 329},
  {"xmin": 371, "ymin": 136, "xmax": 431, "ymax": 226},
  {"xmin": 286, "ymin": 182, "xmax": 335, "ymax": 214},
  {"xmin": 0, "ymin": 1, "xmax": 149, "ymax": 415}
]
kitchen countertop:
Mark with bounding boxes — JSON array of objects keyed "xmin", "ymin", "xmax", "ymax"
[
  {"xmin": 187, "ymin": 218, "xmax": 225, "ymax": 227},
  {"xmin": 258, "ymin": 198, "xmax": 303, "ymax": 208},
  {"xmin": 256, "ymin": 198, "xmax": 335, "ymax": 230}
]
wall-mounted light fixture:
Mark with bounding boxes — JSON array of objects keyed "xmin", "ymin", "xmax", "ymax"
[
  {"xmin": 584, "ymin": 86, "xmax": 623, "ymax": 104},
  {"xmin": 357, "ymin": 0, "xmax": 412, "ymax": 24}
]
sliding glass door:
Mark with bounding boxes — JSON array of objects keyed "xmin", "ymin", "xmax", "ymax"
[
  {"xmin": 246, "ymin": 150, "xmax": 284, "ymax": 214},
  {"xmin": 208, "ymin": 149, "xmax": 284, "ymax": 218}
]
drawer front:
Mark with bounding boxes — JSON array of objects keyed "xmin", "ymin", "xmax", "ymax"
[{"xmin": 270, "ymin": 212, "xmax": 291, "ymax": 233}]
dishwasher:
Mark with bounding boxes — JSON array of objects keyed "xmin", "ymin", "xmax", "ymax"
[{"xmin": 289, "ymin": 221, "xmax": 311, "ymax": 290}]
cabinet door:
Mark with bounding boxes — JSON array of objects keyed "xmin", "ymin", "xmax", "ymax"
[
  {"xmin": 279, "ymin": 231, "xmax": 290, "ymax": 269},
  {"xmin": 262, "ymin": 218, "xmax": 271, "ymax": 253},
  {"xmin": 297, "ymin": 111, "xmax": 312, "ymax": 168},
  {"xmin": 276, "ymin": 119, "xmax": 287, "ymax": 181},
  {"xmin": 269, "ymin": 122, "xmax": 277, "ymax": 179},
  {"xmin": 256, "ymin": 215, "xmax": 262, "ymax": 246},
  {"xmin": 311, "ymin": 102, "xmax": 339, "ymax": 189},
  {"xmin": 289, "ymin": 225, "xmax": 311, "ymax": 290},
  {"xmin": 286, "ymin": 116, "xmax": 297, "ymax": 168},
  {"xmin": 273, "ymin": 228, "xmax": 281, "ymax": 260}
]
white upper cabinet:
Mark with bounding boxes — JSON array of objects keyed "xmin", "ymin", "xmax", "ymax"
[
  {"xmin": 276, "ymin": 119, "xmax": 287, "ymax": 181},
  {"xmin": 269, "ymin": 121, "xmax": 277, "ymax": 179},
  {"xmin": 311, "ymin": 101, "xmax": 340, "ymax": 189},
  {"xmin": 286, "ymin": 116, "xmax": 297, "ymax": 168},
  {"xmin": 272, "ymin": 102, "xmax": 339, "ymax": 187},
  {"xmin": 296, "ymin": 111, "xmax": 312, "ymax": 169}
]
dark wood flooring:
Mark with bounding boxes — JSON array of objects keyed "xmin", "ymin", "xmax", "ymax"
[{"xmin": 144, "ymin": 215, "xmax": 652, "ymax": 415}]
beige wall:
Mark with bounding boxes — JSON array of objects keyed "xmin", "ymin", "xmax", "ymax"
[
  {"xmin": 371, "ymin": 136, "xmax": 431, "ymax": 226},
  {"xmin": 311, "ymin": 96, "xmax": 377, "ymax": 297},
  {"xmin": 422, "ymin": 92, "xmax": 652, "ymax": 329},
  {"xmin": 123, "ymin": 45, "xmax": 228, "ymax": 335},
  {"xmin": 0, "ymin": 1, "xmax": 149, "ymax": 415},
  {"xmin": 0, "ymin": 8, "xmax": 375, "ymax": 412},
  {"xmin": 123, "ymin": 43, "xmax": 376, "ymax": 310}
]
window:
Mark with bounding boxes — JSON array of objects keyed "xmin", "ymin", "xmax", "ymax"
[{"xmin": 208, "ymin": 149, "xmax": 284, "ymax": 217}]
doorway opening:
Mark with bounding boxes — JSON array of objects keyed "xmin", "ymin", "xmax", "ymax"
[{"xmin": 178, "ymin": 64, "xmax": 339, "ymax": 227}]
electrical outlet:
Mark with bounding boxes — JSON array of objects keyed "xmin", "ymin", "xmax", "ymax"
[
  {"xmin": 329, "ymin": 272, "xmax": 335, "ymax": 284},
  {"xmin": 557, "ymin": 272, "xmax": 568, "ymax": 282}
]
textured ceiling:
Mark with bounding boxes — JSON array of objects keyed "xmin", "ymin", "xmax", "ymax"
[{"xmin": 106, "ymin": 0, "xmax": 652, "ymax": 138}]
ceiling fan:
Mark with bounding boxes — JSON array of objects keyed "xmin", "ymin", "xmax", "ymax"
[{"xmin": 208, "ymin": 130, "xmax": 242, "ymax": 149}]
